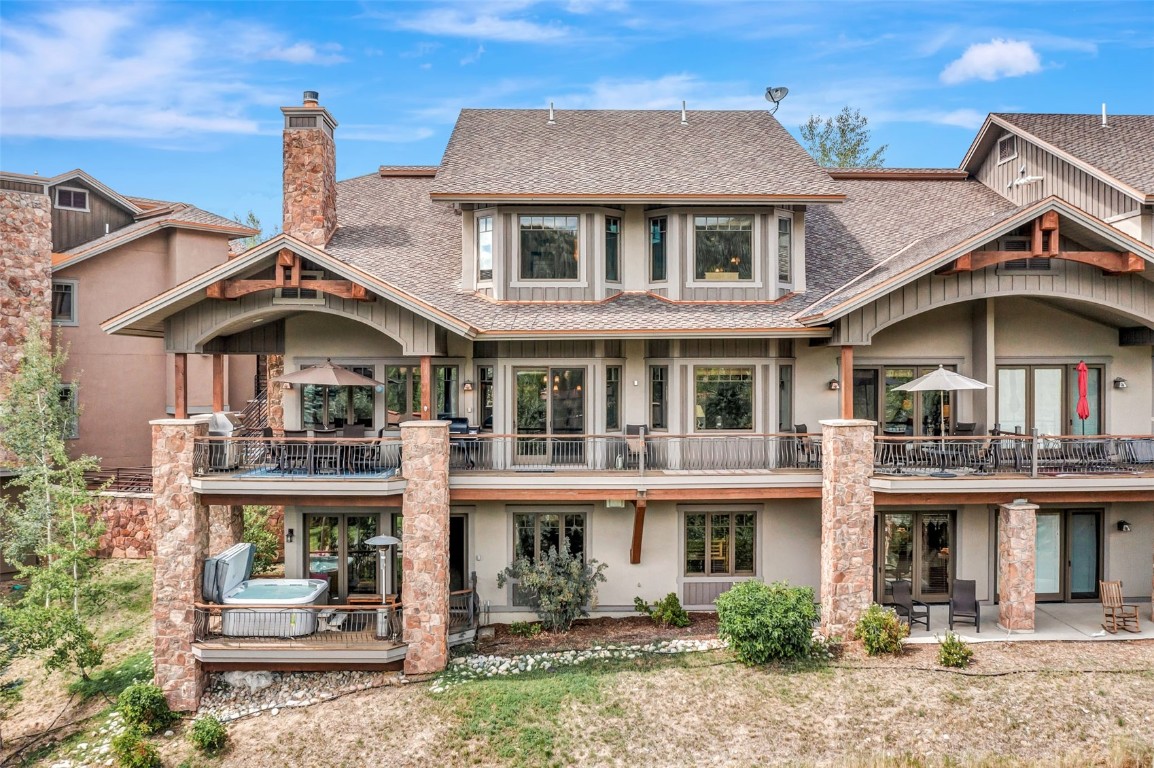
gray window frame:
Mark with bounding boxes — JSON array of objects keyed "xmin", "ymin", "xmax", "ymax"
[{"xmin": 51, "ymin": 280, "xmax": 79, "ymax": 326}]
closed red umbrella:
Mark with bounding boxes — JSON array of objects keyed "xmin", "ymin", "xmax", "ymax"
[{"xmin": 1075, "ymin": 361, "xmax": 1090, "ymax": 433}]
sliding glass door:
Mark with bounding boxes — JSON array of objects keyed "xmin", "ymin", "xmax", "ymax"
[
  {"xmin": 877, "ymin": 511, "xmax": 954, "ymax": 602},
  {"xmin": 997, "ymin": 364, "xmax": 1103, "ymax": 435}
]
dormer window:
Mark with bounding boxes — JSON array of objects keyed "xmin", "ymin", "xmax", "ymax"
[
  {"xmin": 55, "ymin": 187, "xmax": 89, "ymax": 211},
  {"xmin": 477, "ymin": 215, "xmax": 493, "ymax": 282},
  {"xmin": 694, "ymin": 215, "xmax": 752, "ymax": 281},
  {"xmin": 519, "ymin": 215, "xmax": 579, "ymax": 281}
]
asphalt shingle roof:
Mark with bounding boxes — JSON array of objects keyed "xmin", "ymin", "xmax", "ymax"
[
  {"xmin": 993, "ymin": 113, "xmax": 1154, "ymax": 196},
  {"xmin": 59, "ymin": 202, "xmax": 254, "ymax": 259},
  {"xmin": 429, "ymin": 109, "xmax": 843, "ymax": 200}
]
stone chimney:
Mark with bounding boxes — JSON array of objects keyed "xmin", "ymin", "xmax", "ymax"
[
  {"xmin": 0, "ymin": 187, "xmax": 53, "ymax": 468},
  {"xmin": 282, "ymin": 90, "xmax": 338, "ymax": 248}
]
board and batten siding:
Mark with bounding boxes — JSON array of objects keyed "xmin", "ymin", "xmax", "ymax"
[
  {"xmin": 975, "ymin": 133, "xmax": 1141, "ymax": 220},
  {"xmin": 0, "ymin": 179, "xmax": 46, "ymax": 194},
  {"xmin": 164, "ymin": 291, "xmax": 444, "ymax": 356},
  {"xmin": 48, "ymin": 181, "xmax": 136, "ymax": 252},
  {"xmin": 835, "ymin": 261, "xmax": 1154, "ymax": 344}
]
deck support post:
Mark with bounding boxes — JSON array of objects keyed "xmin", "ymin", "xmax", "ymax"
[
  {"xmin": 629, "ymin": 498, "xmax": 647, "ymax": 564},
  {"xmin": 400, "ymin": 419, "xmax": 451, "ymax": 677},
  {"xmin": 839, "ymin": 346, "xmax": 854, "ymax": 419},
  {"xmin": 174, "ymin": 353, "xmax": 188, "ymax": 419},
  {"xmin": 818, "ymin": 419, "xmax": 876, "ymax": 638},
  {"xmin": 420, "ymin": 355, "xmax": 433, "ymax": 418},
  {"xmin": 997, "ymin": 500, "xmax": 1037, "ymax": 632},
  {"xmin": 150, "ymin": 417, "xmax": 211, "ymax": 711},
  {"xmin": 211, "ymin": 354, "xmax": 225, "ymax": 413}
]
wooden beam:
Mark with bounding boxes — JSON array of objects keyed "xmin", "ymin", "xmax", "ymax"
[
  {"xmin": 174, "ymin": 353, "xmax": 188, "ymax": 419},
  {"xmin": 451, "ymin": 488, "xmax": 638, "ymax": 502},
  {"xmin": 1103, "ymin": 252, "xmax": 1145, "ymax": 275},
  {"xmin": 840, "ymin": 345, "xmax": 854, "ymax": 419},
  {"xmin": 645, "ymin": 487, "xmax": 822, "ymax": 501},
  {"xmin": 1040, "ymin": 210, "xmax": 1059, "ymax": 231},
  {"xmin": 199, "ymin": 494, "xmax": 404, "ymax": 507},
  {"xmin": 212, "ymin": 354, "xmax": 225, "ymax": 413},
  {"xmin": 420, "ymin": 355, "xmax": 433, "ymax": 419},
  {"xmin": 940, "ymin": 250, "xmax": 1143, "ymax": 275},
  {"xmin": 875, "ymin": 490, "xmax": 1154, "ymax": 505},
  {"xmin": 629, "ymin": 499, "xmax": 647, "ymax": 564},
  {"xmin": 205, "ymin": 279, "xmax": 372, "ymax": 301},
  {"xmin": 1032, "ymin": 216, "xmax": 1044, "ymax": 255}
]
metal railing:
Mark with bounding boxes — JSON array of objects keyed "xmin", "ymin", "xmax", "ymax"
[
  {"xmin": 450, "ymin": 572, "xmax": 481, "ymax": 632},
  {"xmin": 84, "ymin": 465, "xmax": 153, "ymax": 492},
  {"xmin": 449, "ymin": 432, "xmax": 822, "ymax": 474},
  {"xmin": 234, "ymin": 391, "xmax": 269, "ymax": 437},
  {"xmin": 192, "ymin": 436, "xmax": 403, "ymax": 478},
  {"xmin": 874, "ymin": 432, "xmax": 1154, "ymax": 477},
  {"xmin": 193, "ymin": 603, "xmax": 402, "ymax": 644}
]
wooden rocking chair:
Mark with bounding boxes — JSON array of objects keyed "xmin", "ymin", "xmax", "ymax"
[{"xmin": 1100, "ymin": 580, "xmax": 1140, "ymax": 634}]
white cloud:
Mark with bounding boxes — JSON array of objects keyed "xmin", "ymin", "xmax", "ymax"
[
  {"xmin": 460, "ymin": 44, "xmax": 486, "ymax": 65},
  {"xmin": 0, "ymin": 6, "xmax": 342, "ymax": 140},
  {"xmin": 393, "ymin": 7, "xmax": 570, "ymax": 42},
  {"xmin": 940, "ymin": 39, "xmax": 1042, "ymax": 84}
]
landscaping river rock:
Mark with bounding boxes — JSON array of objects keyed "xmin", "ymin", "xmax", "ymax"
[{"xmin": 197, "ymin": 638, "xmax": 727, "ymax": 721}]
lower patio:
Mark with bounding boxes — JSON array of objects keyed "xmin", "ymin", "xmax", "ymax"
[{"xmin": 902, "ymin": 601, "xmax": 1154, "ymax": 644}]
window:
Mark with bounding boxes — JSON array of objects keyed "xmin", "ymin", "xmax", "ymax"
[
  {"xmin": 605, "ymin": 366, "xmax": 621, "ymax": 431},
  {"xmin": 51, "ymin": 281, "xmax": 77, "ymax": 325},
  {"xmin": 302, "ymin": 365, "xmax": 375, "ymax": 428},
  {"xmin": 476, "ymin": 215, "xmax": 493, "ymax": 282},
  {"xmin": 386, "ymin": 365, "xmax": 459, "ymax": 423},
  {"xmin": 519, "ymin": 215, "xmax": 579, "ymax": 280},
  {"xmin": 649, "ymin": 217, "xmax": 667, "ymax": 282},
  {"xmin": 478, "ymin": 365, "xmax": 494, "ymax": 430},
  {"xmin": 605, "ymin": 217, "xmax": 620, "ymax": 283},
  {"xmin": 997, "ymin": 135, "xmax": 1017, "ymax": 164},
  {"xmin": 853, "ymin": 365, "xmax": 955, "ymax": 436},
  {"xmin": 694, "ymin": 215, "xmax": 752, "ymax": 281},
  {"xmin": 685, "ymin": 511, "xmax": 756, "ymax": 576},
  {"xmin": 649, "ymin": 365, "xmax": 668, "ymax": 429},
  {"xmin": 997, "ymin": 363, "xmax": 1102, "ymax": 435},
  {"xmin": 694, "ymin": 367, "xmax": 754, "ymax": 431},
  {"xmin": 777, "ymin": 364, "xmax": 793, "ymax": 433},
  {"xmin": 55, "ymin": 187, "xmax": 88, "ymax": 211},
  {"xmin": 512, "ymin": 509, "xmax": 587, "ymax": 605},
  {"xmin": 777, "ymin": 216, "xmax": 792, "ymax": 283},
  {"xmin": 59, "ymin": 384, "xmax": 79, "ymax": 439}
]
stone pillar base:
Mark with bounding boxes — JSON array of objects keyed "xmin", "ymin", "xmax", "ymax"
[{"xmin": 998, "ymin": 500, "xmax": 1038, "ymax": 633}]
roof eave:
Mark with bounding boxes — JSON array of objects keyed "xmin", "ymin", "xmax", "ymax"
[
  {"xmin": 429, "ymin": 192, "xmax": 846, "ymax": 205},
  {"xmin": 53, "ymin": 220, "xmax": 259, "ymax": 272},
  {"xmin": 475, "ymin": 327, "xmax": 833, "ymax": 340}
]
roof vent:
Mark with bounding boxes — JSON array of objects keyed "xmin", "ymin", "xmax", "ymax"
[
  {"xmin": 303, "ymin": 90, "xmax": 319, "ymax": 107},
  {"xmin": 547, "ymin": 102, "xmax": 555, "ymax": 125},
  {"xmin": 1101, "ymin": 102, "xmax": 1107, "ymax": 128},
  {"xmin": 680, "ymin": 100, "xmax": 688, "ymax": 126}
]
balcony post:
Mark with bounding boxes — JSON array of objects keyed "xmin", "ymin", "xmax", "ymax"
[
  {"xmin": 420, "ymin": 355, "xmax": 433, "ymax": 418},
  {"xmin": 211, "ymin": 354, "xmax": 225, "ymax": 413},
  {"xmin": 839, "ymin": 345, "xmax": 854, "ymax": 419},
  {"xmin": 174, "ymin": 353, "xmax": 188, "ymax": 419},
  {"xmin": 818, "ymin": 418, "xmax": 876, "ymax": 638},
  {"xmin": 1030, "ymin": 428, "xmax": 1039, "ymax": 477},
  {"xmin": 997, "ymin": 499, "xmax": 1037, "ymax": 632},
  {"xmin": 267, "ymin": 354, "xmax": 285, "ymax": 435}
]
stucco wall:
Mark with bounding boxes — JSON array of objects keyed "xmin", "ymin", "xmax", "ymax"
[{"xmin": 1104, "ymin": 502, "xmax": 1154, "ymax": 599}]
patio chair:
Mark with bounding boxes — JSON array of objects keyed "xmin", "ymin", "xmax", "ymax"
[
  {"xmin": 624, "ymin": 425, "xmax": 648, "ymax": 469},
  {"xmin": 948, "ymin": 579, "xmax": 980, "ymax": 632},
  {"xmin": 1100, "ymin": 580, "xmax": 1140, "ymax": 634},
  {"xmin": 793, "ymin": 424, "xmax": 818, "ymax": 468},
  {"xmin": 891, "ymin": 579, "xmax": 930, "ymax": 631},
  {"xmin": 953, "ymin": 422, "xmax": 976, "ymax": 436}
]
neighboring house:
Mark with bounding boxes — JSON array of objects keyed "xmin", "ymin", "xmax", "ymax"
[
  {"xmin": 0, "ymin": 169, "xmax": 259, "ymax": 470},
  {"xmin": 103, "ymin": 94, "xmax": 1153, "ymax": 689}
]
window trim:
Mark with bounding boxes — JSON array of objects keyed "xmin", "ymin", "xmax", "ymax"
[
  {"xmin": 476, "ymin": 214, "xmax": 494, "ymax": 284},
  {"xmin": 682, "ymin": 507, "xmax": 758, "ymax": 578},
  {"xmin": 648, "ymin": 215, "xmax": 668, "ymax": 283},
  {"xmin": 51, "ymin": 279, "xmax": 79, "ymax": 326},
  {"xmin": 688, "ymin": 214, "xmax": 759, "ymax": 286},
  {"xmin": 692, "ymin": 365, "xmax": 756, "ymax": 432},
  {"xmin": 54, "ymin": 186, "xmax": 90, "ymax": 212},
  {"xmin": 510, "ymin": 212, "xmax": 587, "ymax": 287},
  {"xmin": 776, "ymin": 212, "xmax": 794, "ymax": 285}
]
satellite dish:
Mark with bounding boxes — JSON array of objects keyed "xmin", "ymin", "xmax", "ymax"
[{"xmin": 765, "ymin": 86, "xmax": 789, "ymax": 103}]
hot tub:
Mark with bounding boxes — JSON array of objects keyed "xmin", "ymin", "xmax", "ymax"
[{"xmin": 220, "ymin": 579, "xmax": 329, "ymax": 637}]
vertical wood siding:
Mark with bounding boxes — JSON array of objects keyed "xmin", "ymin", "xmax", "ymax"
[{"xmin": 49, "ymin": 181, "xmax": 135, "ymax": 252}]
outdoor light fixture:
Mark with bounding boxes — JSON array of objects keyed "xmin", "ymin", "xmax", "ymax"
[
  {"xmin": 462, "ymin": 380, "xmax": 474, "ymax": 392},
  {"xmin": 286, "ymin": 528, "xmax": 295, "ymax": 543},
  {"xmin": 280, "ymin": 381, "xmax": 294, "ymax": 390},
  {"xmin": 764, "ymin": 86, "xmax": 789, "ymax": 115},
  {"xmin": 1117, "ymin": 520, "xmax": 1132, "ymax": 533},
  {"xmin": 827, "ymin": 378, "xmax": 841, "ymax": 391},
  {"xmin": 1113, "ymin": 377, "xmax": 1128, "ymax": 389}
]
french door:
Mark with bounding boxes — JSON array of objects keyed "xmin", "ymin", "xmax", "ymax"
[
  {"xmin": 854, "ymin": 366, "xmax": 955, "ymax": 436},
  {"xmin": 305, "ymin": 514, "xmax": 380, "ymax": 601},
  {"xmin": 513, "ymin": 367, "xmax": 586, "ymax": 464},
  {"xmin": 1033, "ymin": 509, "xmax": 1101, "ymax": 601},
  {"xmin": 876, "ymin": 511, "xmax": 955, "ymax": 603},
  {"xmin": 997, "ymin": 364, "xmax": 1103, "ymax": 435}
]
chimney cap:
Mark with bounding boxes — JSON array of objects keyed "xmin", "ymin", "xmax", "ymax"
[{"xmin": 303, "ymin": 90, "xmax": 320, "ymax": 105}]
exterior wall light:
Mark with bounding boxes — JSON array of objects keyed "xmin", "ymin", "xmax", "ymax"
[
  {"xmin": 462, "ymin": 380, "xmax": 474, "ymax": 392},
  {"xmin": 1117, "ymin": 520, "xmax": 1132, "ymax": 533},
  {"xmin": 827, "ymin": 378, "xmax": 841, "ymax": 391},
  {"xmin": 286, "ymin": 527, "xmax": 295, "ymax": 543},
  {"xmin": 1113, "ymin": 377, "xmax": 1128, "ymax": 389}
]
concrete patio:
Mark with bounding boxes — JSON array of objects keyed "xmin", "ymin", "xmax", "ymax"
[{"xmin": 902, "ymin": 601, "xmax": 1154, "ymax": 644}]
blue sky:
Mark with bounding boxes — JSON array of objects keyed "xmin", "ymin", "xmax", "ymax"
[{"xmin": 2, "ymin": 1, "xmax": 1151, "ymax": 235}]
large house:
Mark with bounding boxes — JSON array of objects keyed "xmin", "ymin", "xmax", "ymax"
[
  {"xmin": 101, "ymin": 93, "xmax": 1153, "ymax": 708},
  {"xmin": 0, "ymin": 169, "xmax": 259, "ymax": 469}
]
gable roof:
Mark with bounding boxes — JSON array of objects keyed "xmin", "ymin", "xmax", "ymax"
[
  {"xmin": 798, "ymin": 195, "xmax": 1154, "ymax": 324},
  {"xmin": 429, "ymin": 109, "xmax": 844, "ymax": 204},
  {"xmin": 961, "ymin": 113, "xmax": 1154, "ymax": 202},
  {"xmin": 0, "ymin": 169, "xmax": 144, "ymax": 215}
]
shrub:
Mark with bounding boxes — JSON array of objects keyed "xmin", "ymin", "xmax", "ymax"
[
  {"xmin": 111, "ymin": 729, "xmax": 162, "ymax": 768},
  {"xmin": 189, "ymin": 714, "xmax": 228, "ymax": 756},
  {"xmin": 937, "ymin": 632, "xmax": 974, "ymax": 668},
  {"xmin": 715, "ymin": 580, "xmax": 818, "ymax": 665},
  {"xmin": 508, "ymin": 621, "xmax": 542, "ymax": 638},
  {"xmin": 634, "ymin": 593, "xmax": 691, "ymax": 628},
  {"xmin": 243, "ymin": 505, "xmax": 280, "ymax": 575},
  {"xmin": 854, "ymin": 604, "xmax": 908, "ymax": 656},
  {"xmin": 496, "ymin": 538, "xmax": 607, "ymax": 632},
  {"xmin": 117, "ymin": 682, "xmax": 176, "ymax": 734}
]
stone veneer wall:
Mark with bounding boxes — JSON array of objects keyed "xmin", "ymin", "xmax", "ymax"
[
  {"xmin": 818, "ymin": 419, "xmax": 877, "ymax": 638},
  {"xmin": 282, "ymin": 108, "xmax": 337, "ymax": 248},
  {"xmin": 0, "ymin": 188, "xmax": 53, "ymax": 468},
  {"xmin": 267, "ymin": 354, "xmax": 284, "ymax": 434},
  {"xmin": 96, "ymin": 493, "xmax": 154, "ymax": 559},
  {"xmin": 208, "ymin": 505, "xmax": 244, "ymax": 555},
  {"xmin": 998, "ymin": 500, "xmax": 1038, "ymax": 632},
  {"xmin": 400, "ymin": 420, "xmax": 450, "ymax": 677},
  {"xmin": 151, "ymin": 417, "xmax": 210, "ymax": 711}
]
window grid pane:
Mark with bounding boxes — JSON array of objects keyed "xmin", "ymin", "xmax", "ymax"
[
  {"xmin": 477, "ymin": 215, "xmax": 493, "ymax": 281},
  {"xmin": 685, "ymin": 514, "xmax": 706, "ymax": 574},
  {"xmin": 520, "ymin": 215, "xmax": 579, "ymax": 281},
  {"xmin": 650, "ymin": 217, "xmax": 667, "ymax": 282},
  {"xmin": 52, "ymin": 283, "xmax": 74, "ymax": 322},
  {"xmin": 650, "ymin": 365, "xmax": 668, "ymax": 429},
  {"xmin": 605, "ymin": 217, "xmax": 620, "ymax": 283},
  {"xmin": 709, "ymin": 514, "xmax": 731, "ymax": 575},
  {"xmin": 605, "ymin": 366, "xmax": 621, "ymax": 431},
  {"xmin": 777, "ymin": 218, "xmax": 792, "ymax": 282},
  {"xmin": 734, "ymin": 513, "xmax": 756, "ymax": 573}
]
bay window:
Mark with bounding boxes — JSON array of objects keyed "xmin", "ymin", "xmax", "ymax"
[
  {"xmin": 694, "ymin": 215, "xmax": 753, "ymax": 281},
  {"xmin": 519, "ymin": 215, "xmax": 579, "ymax": 280}
]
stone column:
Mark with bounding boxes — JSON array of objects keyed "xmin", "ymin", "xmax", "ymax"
[
  {"xmin": 998, "ymin": 500, "xmax": 1037, "ymax": 632},
  {"xmin": 819, "ymin": 419, "xmax": 877, "ymax": 639},
  {"xmin": 150, "ymin": 417, "xmax": 211, "ymax": 711},
  {"xmin": 266, "ymin": 354, "xmax": 284, "ymax": 435},
  {"xmin": 208, "ymin": 505, "xmax": 244, "ymax": 554},
  {"xmin": 399, "ymin": 420, "xmax": 450, "ymax": 677},
  {"xmin": 0, "ymin": 189, "xmax": 53, "ymax": 468},
  {"xmin": 281, "ymin": 91, "xmax": 338, "ymax": 248}
]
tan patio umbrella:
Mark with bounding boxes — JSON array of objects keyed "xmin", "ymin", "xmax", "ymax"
[
  {"xmin": 893, "ymin": 366, "xmax": 990, "ymax": 477},
  {"xmin": 272, "ymin": 359, "xmax": 385, "ymax": 387}
]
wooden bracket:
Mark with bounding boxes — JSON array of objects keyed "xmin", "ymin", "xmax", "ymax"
[{"xmin": 629, "ymin": 498, "xmax": 647, "ymax": 564}]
